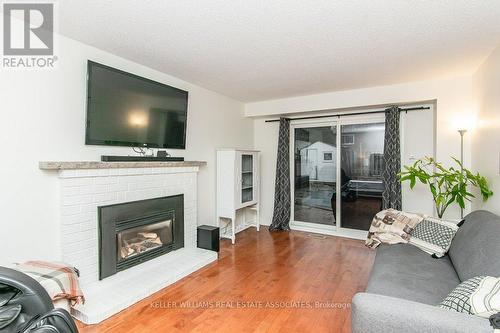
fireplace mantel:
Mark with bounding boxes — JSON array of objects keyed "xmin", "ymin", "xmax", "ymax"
[{"xmin": 39, "ymin": 160, "xmax": 206, "ymax": 170}]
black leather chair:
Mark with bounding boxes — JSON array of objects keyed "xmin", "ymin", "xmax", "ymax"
[{"xmin": 0, "ymin": 267, "xmax": 78, "ymax": 333}]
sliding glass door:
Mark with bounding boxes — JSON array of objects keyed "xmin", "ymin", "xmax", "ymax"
[
  {"xmin": 339, "ymin": 122, "xmax": 385, "ymax": 231},
  {"xmin": 292, "ymin": 123, "xmax": 337, "ymax": 230},
  {"xmin": 291, "ymin": 115, "xmax": 385, "ymax": 237}
]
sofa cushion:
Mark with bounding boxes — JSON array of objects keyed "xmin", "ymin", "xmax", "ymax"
[
  {"xmin": 449, "ymin": 210, "xmax": 500, "ymax": 282},
  {"xmin": 366, "ymin": 244, "xmax": 460, "ymax": 305},
  {"xmin": 352, "ymin": 293, "xmax": 493, "ymax": 333}
]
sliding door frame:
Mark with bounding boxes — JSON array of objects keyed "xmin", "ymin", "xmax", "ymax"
[{"xmin": 289, "ymin": 113, "xmax": 385, "ymax": 240}]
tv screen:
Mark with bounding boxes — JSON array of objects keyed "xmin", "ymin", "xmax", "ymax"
[{"xmin": 85, "ymin": 61, "xmax": 188, "ymax": 149}]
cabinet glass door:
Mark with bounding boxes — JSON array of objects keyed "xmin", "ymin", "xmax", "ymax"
[{"xmin": 241, "ymin": 154, "xmax": 253, "ymax": 203}]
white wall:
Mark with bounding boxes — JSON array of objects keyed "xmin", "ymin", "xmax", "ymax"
[
  {"xmin": 400, "ymin": 106, "xmax": 435, "ymax": 216},
  {"xmin": 253, "ymin": 119, "xmax": 279, "ymax": 227},
  {"xmin": 248, "ymin": 76, "xmax": 475, "ymax": 166},
  {"xmin": 472, "ymin": 44, "xmax": 500, "ymax": 215},
  {"xmin": 251, "ymin": 76, "xmax": 477, "ymax": 225},
  {"xmin": 0, "ymin": 35, "xmax": 253, "ymax": 265}
]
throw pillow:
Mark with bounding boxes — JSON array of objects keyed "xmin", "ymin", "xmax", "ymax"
[
  {"xmin": 409, "ymin": 216, "xmax": 459, "ymax": 257},
  {"xmin": 440, "ymin": 276, "xmax": 500, "ymax": 318}
]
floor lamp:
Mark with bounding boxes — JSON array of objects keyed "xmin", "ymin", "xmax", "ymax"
[{"xmin": 458, "ymin": 129, "xmax": 467, "ymax": 219}]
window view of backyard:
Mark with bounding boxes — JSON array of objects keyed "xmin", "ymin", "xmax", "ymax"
[{"xmin": 293, "ymin": 123, "xmax": 385, "ymax": 230}]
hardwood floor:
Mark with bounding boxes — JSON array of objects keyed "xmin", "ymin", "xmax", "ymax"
[{"xmin": 77, "ymin": 227, "xmax": 375, "ymax": 333}]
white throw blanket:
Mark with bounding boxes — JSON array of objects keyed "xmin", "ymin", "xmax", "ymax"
[{"xmin": 365, "ymin": 209, "xmax": 423, "ymax": 248}]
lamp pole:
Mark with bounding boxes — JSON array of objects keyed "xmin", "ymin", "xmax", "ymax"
[{"xmin": 458, "ymin": 129, "xmax": 467, "ymax": 219}]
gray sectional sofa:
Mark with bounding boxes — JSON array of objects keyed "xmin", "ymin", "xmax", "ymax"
[{"xmin": 352, "ymin": 210, "xmax": 500, "ymax": 333}]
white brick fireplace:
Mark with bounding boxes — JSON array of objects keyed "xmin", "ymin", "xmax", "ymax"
[{"xmin": 39, "ymin": 161, "xmax": 217, "ymax": 324}]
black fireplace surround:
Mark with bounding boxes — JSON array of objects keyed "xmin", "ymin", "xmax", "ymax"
[{"xmin": 98, "ymin": 195, "xmax": 184, "ymax": 280}]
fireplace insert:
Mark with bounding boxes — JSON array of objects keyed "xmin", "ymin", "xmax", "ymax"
[{"xmin": 98, "ymin": 195, "xmax": 184, "ymax": 280}]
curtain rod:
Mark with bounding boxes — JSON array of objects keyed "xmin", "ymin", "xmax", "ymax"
[{"xmin": 264, "ymin": 106, "xmax": 430, "ymax": 123}]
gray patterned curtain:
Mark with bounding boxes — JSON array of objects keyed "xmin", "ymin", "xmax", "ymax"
[
  {"xmin": 382, "ymin": 106, "xmax": 402, "ymax": 210},
  {"xmin": 269, "ymin": 117, "xmax": 291, "ymax": 231}
]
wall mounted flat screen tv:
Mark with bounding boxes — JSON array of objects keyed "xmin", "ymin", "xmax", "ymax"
[{"xmin": 86, "ymin": 61, "xmax": 188, "ymax": 149}]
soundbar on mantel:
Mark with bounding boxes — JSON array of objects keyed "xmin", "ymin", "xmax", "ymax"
[{"xmin": 101, "ymin": 156, "xmax": 185, "ymax": 162}]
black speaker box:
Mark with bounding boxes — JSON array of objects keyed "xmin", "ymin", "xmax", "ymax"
[{"xmin": 197, "ymin": 225, "xmax": 220, "ymax": 252}]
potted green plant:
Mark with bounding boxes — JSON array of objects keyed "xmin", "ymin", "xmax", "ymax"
[{"xmin": 399, "ymin": 157, "xmax": 493, "ymax": 218}]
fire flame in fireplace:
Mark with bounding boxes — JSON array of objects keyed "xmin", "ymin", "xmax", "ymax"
[{"xmin": 120, "ymin": 232, "xmax": 163, "ymax": 259}]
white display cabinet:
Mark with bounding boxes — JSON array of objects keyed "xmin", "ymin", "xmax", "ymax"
[{"xmin": 216, "ymin": 149, "xmax": 260, "ymax": 244}]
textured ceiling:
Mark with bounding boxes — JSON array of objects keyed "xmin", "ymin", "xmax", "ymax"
[{"xmin": 58, "ymin": 0, "xmax": 500, "ymax": 102}]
